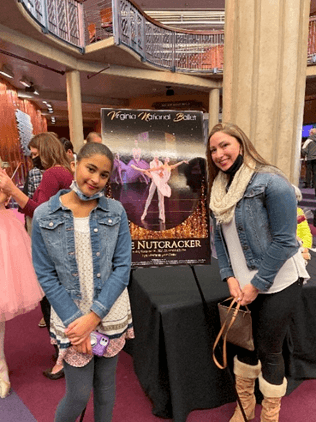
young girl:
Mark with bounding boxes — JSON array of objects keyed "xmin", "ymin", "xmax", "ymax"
[
  {"xmin": 31, "ymin": 142, "xmax": 133, "ymax": 422},
  {"xmin": 0, "ymin": 187, "xmax": 44, "ymax": 398}
]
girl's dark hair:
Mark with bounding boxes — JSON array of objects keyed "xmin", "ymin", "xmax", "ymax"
[
  {"xmin": 77, "ymin": 142, "xmax": 114, "ymax": 170},
  {"xmin": 59, "ymin": 137, "xmax": 74, "ymax": 153}
]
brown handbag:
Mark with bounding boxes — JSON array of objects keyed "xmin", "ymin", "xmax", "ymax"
[{"xmin": 213, "ymin": 297, "xmax": 255, "ymax": 369}]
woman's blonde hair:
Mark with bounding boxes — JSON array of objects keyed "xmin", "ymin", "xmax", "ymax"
[
  {"xmin": 206, "ymin": 122, "xmax": 270, "ymax": 190},
  {"xmin": 32, "ymin": 132, "xmax": 72, "ymax": 172}
]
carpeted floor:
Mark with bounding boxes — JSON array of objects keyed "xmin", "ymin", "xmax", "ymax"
[{"xmin": 2, "ymin": 301, "xmax": 316, "ymax": 421}]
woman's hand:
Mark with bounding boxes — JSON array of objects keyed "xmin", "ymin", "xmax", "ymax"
[
  {"xmin": 65, "ymin": 312, "xmax": 101, "ymax": 346},
  {"xmin": 240, "ymin": 284, "xmax": 259, "ymax": 306},
  {"xmin": 227, "ymin": 277, "xmax": 243, "ymax": 301}
]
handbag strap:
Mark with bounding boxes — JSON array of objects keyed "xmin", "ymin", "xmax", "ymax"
[{"xmin": 213, "ymin": 297, "xmax": 250, "ymax": 370}]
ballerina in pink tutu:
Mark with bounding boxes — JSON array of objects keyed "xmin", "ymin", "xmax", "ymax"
[
  {"xmin": 0, "ymin": 185, "xmax": 44, "ymax": 398},
  {"xmin": 132, "ymin": 157, "xmax": 188, "ymax": 223}
]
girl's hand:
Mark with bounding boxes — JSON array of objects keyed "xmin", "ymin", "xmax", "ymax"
[
  {"xmin": 240, "ymin": 284, "xmax": 259, "ymax": 306},
  {"xmin": 74, "ymin": 337, "xmax": 93, "ymax": 355},
  {"xmin": 227, "ymin": 277, "xmax": 243, "ymax": 301},
  {"xmin": 65, "ymin": 312, "xmax": 101, "ymax": 346}
]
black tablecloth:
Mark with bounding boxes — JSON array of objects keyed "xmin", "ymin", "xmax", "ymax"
[{"xmin": 127, "ymin": 256, "xmax": 316, "ymax": 422}]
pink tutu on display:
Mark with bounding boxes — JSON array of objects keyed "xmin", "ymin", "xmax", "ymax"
[{"xmin": 0, "ymin": 210, "xmax": 44, "ymax": 322}]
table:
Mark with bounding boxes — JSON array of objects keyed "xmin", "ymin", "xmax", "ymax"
[{"xmin": 127, "ymin": 257, "xmax": 316, "ymax": 422}]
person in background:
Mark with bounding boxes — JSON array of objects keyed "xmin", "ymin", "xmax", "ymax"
[
  {"xmin": 32, "ymin": 142, "xmax": 133, "ymax": 421},
  {"xmin": 59, "ymin": 137, "xmax": 75, "ymax": 162},
  {"xmin": 86, "ymin": 132, "xmax": 102, "ymax": 144},
  {"xmin": 207, "ymin": 122, "xmax": 309, "ymax": 422},
  {"xmin": 292, "ymin": 184, "xmax": 312, "ymax": 263},
  {"xmin": 22, "ymin": 136, "xmax": 45, "ymax": 236},
  {"xmin": 0, "ymin": 171, "xmax": 44, "ymax": 398},
  {"xmin": 302, "ymin": 128, "xmax": 316, "ymax": 190},
  {"xmin": 0, "ymin": 132, "xmax": 73, "ymax": 381},
  {"xmin": 0, "ymin": 133, "xmax": 73, "ymax": 219},
  {"xmin": 22, "ymin": 136, "xmax": 45, "ymax": 328}
]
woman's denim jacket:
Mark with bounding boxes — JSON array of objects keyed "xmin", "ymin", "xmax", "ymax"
[
  {"xmin": 32, "ymin": 190, "xmax": 132, "ymax": 327},
  {"xmin": 213, "ymin": 172, "xmax": 299, "ymax": 292}
]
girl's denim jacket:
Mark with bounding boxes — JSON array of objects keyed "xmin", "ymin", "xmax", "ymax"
[
  {"xmin": 32, "ymin": 190, "xmax": 132, "ymax": 327},
  {"xmin": 213, "ymin": 172, "xmax": 299, "ymax": 292}
]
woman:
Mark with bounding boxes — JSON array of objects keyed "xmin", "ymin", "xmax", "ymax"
[
  {"xmin": 207, "ymin": 123, "xmax": 309, "ymax": 422},
  {"xmin": 0, "ymin": 132, "xmax": 73, "ymax": 218},
  {"xmin": 0, "ymin": 132, "xmax": 73, "ymax": 380},
  {"xmin": 22, "ymin": 135, "xmax": 45, "ymax": 235}
]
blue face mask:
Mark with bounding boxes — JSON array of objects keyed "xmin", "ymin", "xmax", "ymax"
[
  {"xmin": 70, "ymin": 180, "xmax": 104, "ymax": 201},
  {"xmin": 70, "ymin": 156, "xmax": 105, "ymax": 201}
]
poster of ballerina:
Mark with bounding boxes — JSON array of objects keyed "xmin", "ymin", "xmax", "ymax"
[{"xmin": 101, "ymin": 108, "xmax": 211, "ymax": 268}]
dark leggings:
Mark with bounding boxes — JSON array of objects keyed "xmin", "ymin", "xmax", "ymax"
[
  {"xmin": 237, "ymin": 279, "xmax": 302, "ymax": 385},
  {"xmin": 55, "ymin": 354, "xmax": 118, "ymax": 422},
  {"xmin": 40, "ymin": 296, "xmax": 59, "ymax": 358}
]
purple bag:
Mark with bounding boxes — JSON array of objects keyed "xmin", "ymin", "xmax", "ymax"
[{"xmin": 90, "ymin": 331, "xmax": 110, "ymax": 357}]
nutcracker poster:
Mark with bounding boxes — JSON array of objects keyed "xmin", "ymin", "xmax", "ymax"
[{"xmin": 101, "ymin": 108, "xmax": 211, "ymax": 267}]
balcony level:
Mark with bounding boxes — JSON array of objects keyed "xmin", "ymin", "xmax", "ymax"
[{"xmin": 11, "ymin": 0, "xmax": 316, "ymax": 76}]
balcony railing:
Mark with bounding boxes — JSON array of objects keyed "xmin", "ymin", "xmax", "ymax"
[
  {"xmin": 18, "ymin": 0, "xmax": 316, "ymax": 73},
  {"xmin": 308, "ymin": 16, "xmax": 316, "ymax": 64},
  {"xmin": 19, "ymin": 0, "xmax": 84, "ymax": 48}
]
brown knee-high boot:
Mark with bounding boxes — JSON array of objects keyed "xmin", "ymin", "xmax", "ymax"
[
  {"xmin": 229, "ymin": 356, "xmax": 261, "ymax": 422},
  {"xmin": 258, "ymin": 374, "xmax": 287, "ymax": 422}
]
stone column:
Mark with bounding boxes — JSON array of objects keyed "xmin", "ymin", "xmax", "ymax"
[
  {"xmin": 208, "ymin": 88, "xmax": 220, "ymax": 134},
  {"xmin": 66, "ymin": 70, "xmax": 84, "ymax": 152},
  {"xmin": 223, "ymin": 0, "xmax": 310, "ymax": 182}
]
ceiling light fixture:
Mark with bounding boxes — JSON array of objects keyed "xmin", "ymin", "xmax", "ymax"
[
  {"xmin": 17, "ymin": 90, "xmax": 34, "ymax": 99},
  {"xmin": 0, "ymin": 64, "xmax": 14, "ymax": 79},
  {"xmin": 25, "ymin": 82, "xmax": 39, "ymax": 96},
  {"xmin": 19, "ymin": 78, "xmax": 32, "ymax": 88}
]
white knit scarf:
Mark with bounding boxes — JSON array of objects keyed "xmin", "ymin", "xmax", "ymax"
[{"xmin": 210, "ymin": 157, "xmax": 256, "ymax": 224}]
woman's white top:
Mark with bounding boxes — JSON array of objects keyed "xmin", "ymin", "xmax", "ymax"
[{"xmin": 222, "ymin": 216, "xmax": 309, "ymax": 293}]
